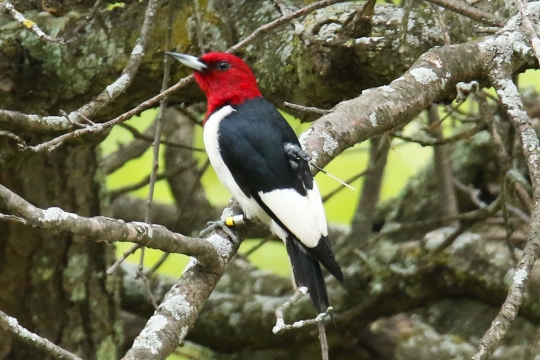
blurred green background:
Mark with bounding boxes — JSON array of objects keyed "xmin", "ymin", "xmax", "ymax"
[{"xmin": 102, "ymin": 69, "xmax": 539, "ymax": 359}]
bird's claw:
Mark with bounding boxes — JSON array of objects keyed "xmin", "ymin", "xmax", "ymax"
[{"xmin": 199, "ymin": 217, "xmax": 243, "ymax": 244}]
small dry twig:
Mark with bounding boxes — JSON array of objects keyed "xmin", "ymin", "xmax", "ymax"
[
  {"xmin": 453, "ymin": 178, "xmax": 487, "ymax": 208},
  {"xmin": 425, "ymin": 0, "xmax": 506, "ymax": 27},
  {"xmin": 108, "ymin": 162, "xmax": 193, "ymax": 201},
  {"xmin": 392, "ymin": 121, "xmax": 484, "ymax": 147},
  {"xmin": 283, "ymin": 102, "xmax": 330, "ymax": 115},
  {"xmin": 0, "ymin": 309, "xmax": 81, "ymax": 360},
  {"xmin": 0, "ymin": 213, "xmax": 27, "ymax": 224},
  {"xmin": 131, "ymin": 9, "xmax": 175, "ymax": 307},
  {"xmin": 472, "ymin": 67, "xmax": 540, "ymax": 360},
  {"xmin": 514, "ymin": 0, "xmax": 540, "ymax": 66},
  {"xmin": 119, "ymin": 123, "xmax": 205, "ymax": 152},
  {"xmin": 1, "ymin": 0, "xmax": 66, "ymax": 44},
  {"xmin": 273, "ymin": 287, "xmax": 332, "ymax": 334}
]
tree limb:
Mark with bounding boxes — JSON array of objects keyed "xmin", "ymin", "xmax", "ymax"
[
  {"xmin": 472, "ymin": 64, "xmax": 540, "ymax": 360},
  {"xmin": 0, "ymin": 309, "xmax": 81, "ymax": 360},
  {"xmin": 0, "ymin": 183, "xmax": 222, "ymax": 270}
]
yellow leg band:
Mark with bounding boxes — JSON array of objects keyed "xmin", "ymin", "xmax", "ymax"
[{"xmin": 224, "ymin": 215, "xmax": 245, "ymax": 227}]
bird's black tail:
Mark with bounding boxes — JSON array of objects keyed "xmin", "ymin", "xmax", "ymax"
[{"xmin": 285, "ymin": 235, "xmax": 329, "ymax": 314}]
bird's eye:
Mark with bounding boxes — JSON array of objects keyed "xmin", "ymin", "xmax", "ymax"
[{"xmin": 217, "ymin": 61, "xmax": 230, "ymax": 71}]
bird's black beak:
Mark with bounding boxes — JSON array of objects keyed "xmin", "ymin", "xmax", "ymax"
[{"xmin": 166, "ymin": 52, "xmax": 207, "ymax": 72}]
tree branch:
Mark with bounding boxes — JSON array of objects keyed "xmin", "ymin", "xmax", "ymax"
[
  {"xmin": 121, "ymin": 205, "xmax": 245, "ymax": 360},
  {"xmin": 0, "ymin": 0, "xmax": 66, "ymax": 44},
  {"xmin": 299, "ymin": 3, "xmax": 540, "ymax": 171},
  {"xmin": 0, "ymin": 309, "xmax": 81, "ymax": 360},
  {"xmin": 425, "ymin": 0, "xmax": 506, "ymax": 27},
  {"xmin": 0, "ymin": 183, "xmax": 222, "ymax": 270},
  {"xmin": 472, "ymin": 66, "xmax": 540, "ymax": 359}
]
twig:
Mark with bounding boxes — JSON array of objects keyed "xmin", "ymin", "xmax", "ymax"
[
  {"xmin": 272, "ymin": 287, "xmax": 332, "ymax": 334},
  {"xmin": 514, "ymin": 0, "xmax": 540, "ymax": 66},
  {"xmin": 283, "ymin": 102, "xmax": 330, "ymax": 115},
  {"xmin": 107, "ymin": 243, "xmax": 140, "ymax": 275},
  {"xmin": 137, "ymin": 258, "xmax": 158, "ymax": 309},
  {"xmin": 85, "ymin": 0, "xmax": 105, "ymax": 21},
  {"xmin": 108, "ymin": 162, "xmax": 193, "ymax": 201},
  {"xmin": 145, "ymin": 252, "xmax": 170, "ymax": 275},
  {"xmin": 24, "ymin": 0, "xmax": 161, "ymax": 151},
  {"xmin": 243, "ymin": 237, "xmax": 271, "ymax": 257},
  {"xmin": 472, "ymin": 68, "xmax": 540, "ymax": 360},
  {"xmin": 473, "ymin": 26, "xmax": 500, "ymax": 34},
  {"xmin": 425, "ymin": 0, "xmax": 506, "ymax": 27},
  {"xmin": 0, "ymin": 309, "xmax": 82, "ymax": 360},
  {"xmin": 132, "ymin": 8, "xmax": 176, "ymax": 307},
  {"xmin": 0, "ymin": 130, "xmax": 27, "ymax": 148},
  {"xmin": 318, "ymin": 322, "xmax": 329, "ymax": 360},
  {"xmin": 372, "ymin": 198, "xmax": 502, "ymax": 242},
  {"xmin": 192, "ymin": 0, "xmax": 206, "ymax": 55},
  {"xmin": 423, "ymin": 98, "xmax": 466, "ymax": 131},
  {"xmin": 228, "ymin": 0, "xmax": 341, "ymax": 54},
  {"xmin": 1, "ymin": 0, "xmax": 66, "ymax": 44},
  {"xmin": 59, "ymin": 110, "xmax": 85, "ymax": 128},
  {"xmin": 0, "ymin": 213, "xmax": 27, "ymax": 224},
  {"xmin": 430, "ymin": 3, "xmax": 451, "ymax": 45},
  {"xmin": 119, "ymin": 123, "xmax": 204, "ymax": 151},
  {"xmin": 392, "ymin": 121, "xmax": 484, "ymax": 146},
  {"xmin": 399, "ymin": 0, "xmax": 413, "ymax": 53},
  {"xmin": 27, "ymin": 0, "xmax": 340, "ymax": 153},
  {"xmin": 322, "ymin": 168, "xmax": 368, "ymax": 203},
  {"xmin": 27, "ymin": 76, "xmax": 194, "ymax": 153},
  {"xmin": 428, "ymin": 105, "xmax": 459, "ymax": 223},
  {"xmin": 477, "ymin": 90, "xmax": 518, "ymax": 263},
  {"xmin": 453, "ymin": 178, "xmax": 487, "ymax": 208},
  {"xmin": 271, "ymin": 0, "xmax": 301, "ymax": 33},
  {"xmin": 432, "ymin": 196, "xmax": 500, "ymax": 254},
  {"xmin": 144, "ymin": 43, "xmax": 171, "ymax": 227}
]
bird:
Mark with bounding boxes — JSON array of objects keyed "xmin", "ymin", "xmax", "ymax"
[{"xmin": 167, "ymin": 51, "xmax": 343, "ymax": 314}]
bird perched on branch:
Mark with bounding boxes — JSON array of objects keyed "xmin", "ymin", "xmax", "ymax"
[{"xmin": 167, "ymin": 51, "xmax": 343, "ymax": 314}]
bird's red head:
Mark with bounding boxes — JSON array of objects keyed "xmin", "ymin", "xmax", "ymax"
[{"xmin": 167, "ymin": 52, "xmax": 262, "ymax": 122}]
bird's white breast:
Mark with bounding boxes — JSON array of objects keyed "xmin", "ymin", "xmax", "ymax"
[{"xmin": 203, "ymin": 106, "xmax": 270, "ymax": 223}]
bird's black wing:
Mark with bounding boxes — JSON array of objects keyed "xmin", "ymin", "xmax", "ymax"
[{"xmin": 218, "ymin": 98, "xmax": 342, "ymax": 282}]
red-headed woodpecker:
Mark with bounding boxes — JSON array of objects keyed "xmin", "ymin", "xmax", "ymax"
[{"xmin": 167, "ymin": 51, "xmax": 343, "ymax": 313}]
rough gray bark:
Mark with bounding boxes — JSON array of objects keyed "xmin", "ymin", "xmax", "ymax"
[{"xmin": 0, "ymin": 142, "xmax": 123, "ymax": 360}]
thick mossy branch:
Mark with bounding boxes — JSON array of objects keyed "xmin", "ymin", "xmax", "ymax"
[{"xmin": 0, "ymin": 0, "xmax": 506, "ymax": 126}]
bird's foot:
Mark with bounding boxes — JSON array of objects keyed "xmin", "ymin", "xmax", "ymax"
[{"xmin": 199, "ymin": 214, "xmax": 246, "ymax": 244}]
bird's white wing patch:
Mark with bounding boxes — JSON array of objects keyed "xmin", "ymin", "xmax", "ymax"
[{"xmin": 259, "ymin": 181, "xmax": 327, "ymax": 248}]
